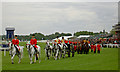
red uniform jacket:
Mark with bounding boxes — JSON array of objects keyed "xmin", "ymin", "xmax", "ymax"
[
  {"xmin": 97, "ymin": 44, "xmax": 101, "ymax": 51},
  {"xmin": 67, "ymin": 40, "xmax": 72, "ymax": 44},
  {"xmin": 91, "ymin": 45, "xmax": 94, "ymax": 50},
  {"xmin": 74, "ymin": 42, "xmax": 77, "ymax": 50},
  {"xmin": 74, "ymin": 45, "xmax": 77, "ymax": 50},
  {"xmin": 88, "ymin": 41, "xmax": 90, "ymax": 44},
  {"xmin": 59, "ymin": 40, "xmax": 61, "ymax": 44},
  {"xmin": 93, "ymin": 45, "xmax": 96, "ymax": 51},
  {"xmin": 65, "ymin": 40, "xmax": 68, "ymax": 44},
  {"xmin": 12, "ymin": 39, "xmax": 20, "ymax": 50},
  {"xmin": 30, "ymin": 38, "xmax": 37, "ymax": 48},
  {"xmin": 12, "ymin": 39, "xmax": 19, "ymax": 45},
  {"xmin": 75, "ymin": 42, "xmax": 77, "ymax": 45},
  {"xmin": 65, "ymin": 40, "xmax": 72, "ymax": 44}
]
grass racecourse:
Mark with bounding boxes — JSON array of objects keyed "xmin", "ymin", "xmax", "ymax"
[
  {"xmin": 0, "ymin": 51, "xmax": 2, "ymax": 71},
  {"xmin": 2, "ymin": 42, "xmax": 118, "ymax": 70}
]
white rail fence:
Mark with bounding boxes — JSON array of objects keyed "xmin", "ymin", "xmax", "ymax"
[
  {"xmin": 103, "ymin": 44, "xmax": 120, "ymax": 48},
  {"xmin": 0, "ymin": 47, "xmax": 10, "ymax": 56}
]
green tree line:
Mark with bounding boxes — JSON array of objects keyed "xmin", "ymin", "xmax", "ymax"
[
  {"xmin": 1, "ymin": 32, "xmax": 72, "ymax": 41},
  {"xmin": 73, "ymin": 31, "xmax": 108, "ymax": 37},
  {"xmin": 1, "ymin": 30, "xmax": 110, "ymax": 41}
]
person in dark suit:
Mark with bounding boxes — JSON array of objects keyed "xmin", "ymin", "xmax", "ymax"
[{"xmin": 67, "ymin": 38, "xmax": 72, "ymax": 57}]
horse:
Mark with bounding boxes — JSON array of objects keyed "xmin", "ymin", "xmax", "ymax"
[
  {"xmin": 26, "ymin": 41, "xmax": 41, "ymax": 64},
  {"xmin": 45, "ymin": 41, "xmax": 54, "ymax": 60},
  {"xmin": 26, "ymin": 41, "xmax": 31, "ymax": 59},
  {"xmin": 53, "ymin": 42, "xmax": 60, "ymax": 60},
  {"xmin": 59, "ymin": 43, "xmax": 68, "ymax": 58},
  {"xmin": 8, "ymin": 42, "xmax": 24, "ymax": 64}
]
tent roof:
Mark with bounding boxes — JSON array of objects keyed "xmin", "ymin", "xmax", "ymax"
[
  {"xmin": 53, "ymin": 36, "xmax": 73, "ymax": 40},
  {"xmin": 77, "ymin": 35, "xmax": 90, "ymax": 38}
]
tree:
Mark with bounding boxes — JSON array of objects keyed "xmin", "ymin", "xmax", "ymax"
[
  {"xmin": 74, "ymin": 31, "xmax": 94, "ymax": 37},
  {"xmin": 110, "ymin": 29, "xmax": 115, "ymax": 35},
  {"xmin": 55, "ymin": 32, "xmax": 60, "ymax": 35},
  {"xmin": 100, "ymin": 31, "xmax": 103, "ymax": 34}
]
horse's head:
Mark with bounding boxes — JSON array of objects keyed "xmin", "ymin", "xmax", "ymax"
[
  {"xmin": 8, "ymin": 42, "xmax": 12, "ymax": 47},
  {"xmin": 46, "ymin": 41, "xmax": 50, "ymax": 47},
  {"xmin": 63, "ymin": 44, "xmax": 68, "ymax": 48},
  {"xmin": 26, "ymin": 41, "xmax": 30, "ymax": 49},
  {"xmin": 8, "ymin": 42, "xmax": 14, "ymax": 49},
  {"xmin": 29, "ymin": 45, "xmax": 34, "ymax": 50},
  {"xmin": 54, "ymin": 42, "xmax": 59, "ymax": 49}
]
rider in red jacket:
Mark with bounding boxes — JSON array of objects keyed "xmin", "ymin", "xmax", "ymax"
[
  {"xmin": 30, "ymin": 34, "xmax": 38, "ymax": 53},
  {"xmin": 12, "ymin": 35, "xmax": 20, "ymax": 54},
  {"xmin": 12, "ymin": 39, "xmax": 19, "ymax": 45}
]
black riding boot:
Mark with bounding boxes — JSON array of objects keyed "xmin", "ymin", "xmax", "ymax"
[
  {"xmin": 33, "ymin": 46, "xmax": 38, "ymax": 53},
  {"xmin": 14, "ymin": 45, "xmax": 20, "ymax": 54},
  {"xmin": 33, "ymin": 46, "xmax": 38, "ymax": 60}
]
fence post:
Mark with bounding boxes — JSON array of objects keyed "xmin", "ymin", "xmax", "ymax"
[
  {"xmin": 107, "ymin": 44, "xmax": 108, "ymax": 48},
  {"xmin": 4, "ymin": 49, "xmax": 6, "ymax": 56}
]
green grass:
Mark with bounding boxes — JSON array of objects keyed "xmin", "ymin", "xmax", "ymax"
[
  {"xmin": 2, "ymin": 42, "xmax": 118, "ymax": 70},
  {"xmin": 0, "ymin": 42, "xmax": 1, "ymax": 72},
  {"xmin": 0, "ymin": 51, "xmax": 2, "ymax": 72}
]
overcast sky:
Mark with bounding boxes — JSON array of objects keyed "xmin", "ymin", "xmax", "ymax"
[{"xmin": 2, "ymin": 2, "xmax": 118, "ymax": 35}]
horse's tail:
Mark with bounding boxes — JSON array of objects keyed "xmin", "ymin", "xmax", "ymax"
[
  {"xmin": 37, "ymin": 45, "xmax": 41, "ymax": 58},
  {"xmin": 39, "ymin": 46, "xmax": 41, "ymax": 55},
  {"xmin": 20, "ymin": 47, "xmax": 24, "ymax": 58}
]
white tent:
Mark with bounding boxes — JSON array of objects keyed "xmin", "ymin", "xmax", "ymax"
[
  {"xmin": 53, "ymin": 36, "xmax": 73, "ymax": 40},
  {"xmin": 77, "ymin": 35, "xmax": 90, "ymax": 38}
]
